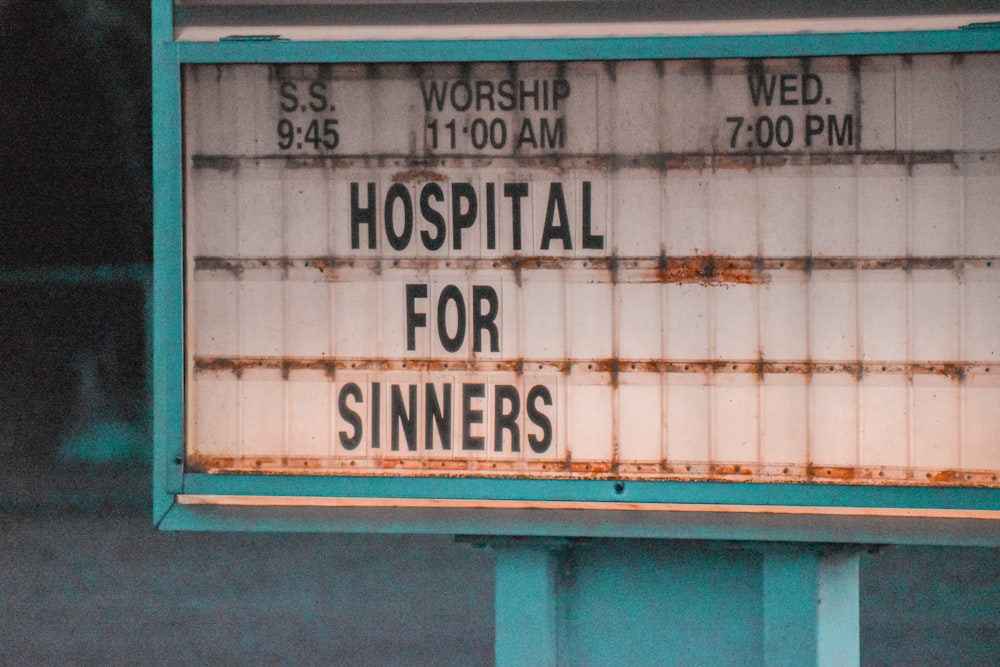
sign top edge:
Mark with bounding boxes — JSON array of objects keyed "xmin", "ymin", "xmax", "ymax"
[{"xmin": 174, "ymin": 15, "xmax": 1000, "ymax": 43}]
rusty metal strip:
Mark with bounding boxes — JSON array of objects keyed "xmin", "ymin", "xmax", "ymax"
[
  {"xmin": 174, "ymin": 495, "xmax": 1000, "ymax": 519},
  {"xmin": 192, "ymin": 356, "xmax": 994, "ymax": 380},
  {"xmin": 190, "ymin": 150, "xmax": 1000, "ymax": 171},
  {"xmin": 185, "ymin": 454, "xmax": 1000, "ymax": 486},
  {"xmin": 193, "ymin": 255, "xmax": 998, "ymax": 284},
  {"xmin": 184, "ymin": 454, "xmax": 1000, "ymax": 486}
]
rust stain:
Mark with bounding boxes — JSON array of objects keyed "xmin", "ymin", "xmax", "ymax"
[
  {"xmin": 193, "ymin": 356, "xmax": 990, "ymax": 381},
  {"xmin": 710, "ymin": 155, "xmax": 757, "ymax": 171},
  {"xmin": 191, "ymin": 149, "xmax": 974, "ymax": 174},
  {"xmin": 302, "ymin": 258, "xmax": 338, "ymax": 273},
  {"xmin": 186, "ymin": 454, "xmax": 235, "ymax": 473},
  {"xmin": 807, "ymin": 153, "xmax": 855, "ymax": 166},
  {"xmin": 392, "ymin": 168, "xmax": 446, "ymax": 183},
  {"xmin": 929, "ymin": 470, "xmax": 966, "ymax": 484},
  {"xmin": 861, "ymin": 152, "xmax": 908, "ymax": 166},
  {"xmin": 907, "ymin": 151, "xmax": 959, "ymax": 168},
  {"xmin": 494, "ymin": 359, "xmax": 524, "ymax": 374},
  {"xmin": 513, "ymin": 257, "xmax": 565, "ymax": 272},
  {"xmin": 662, "ymin": 154, "xmax": 708, "ymax": 171},
  {"xmin": 656, "ymin": 256, "xmax": 767, "ymax": 285},
  {"xmin": 426, "ymin": 460, "xmax": 483, "ymax": 471},
  {"xmin": 914, "ymin": 363, "xmax": 966, "ymax": 381},
  {"xmin": 193, "ymin": 255, "xmax": 993, "ymax": 284},
  {"xmin": 569, "ymin": 461, "xmax": 614, "ymax": 474},
  {"xmin": 759, "ymin": 154, "xmax": 792, "ymax": 168},
  {"xmin": 191, "ymin": 155, "xmax": 239, "ymax": 171},
  {"xmin": 194, "ymin": 257, "xmax": 245, "ymax": 277},
  {"xmin": 709, "ymin": 464, "xmax": 752, "ymax": 476},
  {"xmin": 195, "ymin": 357, "xmax": 248, "ymax": 377},
  {"xmin": 760, "ymin": 362, "xmax": 810, "ymax": 375},
  {"xmin": 618, "ymin": 462, "xmax": 662, "ymax": 474},
  {"xmin": 806, "ymin": 464, "xmax": 857, "ymax": 481}
]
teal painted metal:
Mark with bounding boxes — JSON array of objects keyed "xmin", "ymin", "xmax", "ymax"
[
  {"xmin": 172, "ymin": 29, "xmax": 1000, "ymax": 64},
  {"xmin": 152, "ymin": 0, "xmax": 184, "ymax": 522},
  {"xmin": 157, "ymin": 502, "xmax": 1000, "ymax": 547},
  {"xmin": 167, "ymin": 474, "xmax": 1000, "ymax": 543},
  {"xmin": 816, "ymin": 552, "xmax": 861, "ymax": 666},
  {"xmin": 493, "ymin": 543, "xmax": 560, "ymax": 666},
  {"xmin": 764, "ymin": 553, "xmax": 823, "ymax": 665},
  {"xmin": 547, "ymin": 540, "xmax": 764, "ymax": 665},
  {"xmin": 180, "ymin": 473, "xmax": 1000, "ymax": 511},
  {"xmin": 152, "ymin": 0, "xmax": 1000, "ymax": 539},
  {"xmin": 763, "ymin": 550, "xmax": 860, "ymax": 666}
]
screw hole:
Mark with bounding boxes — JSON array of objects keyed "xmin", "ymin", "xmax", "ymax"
[{"xmin": 614, "ymin": 482, "xmax": 625, "ymax": 494}]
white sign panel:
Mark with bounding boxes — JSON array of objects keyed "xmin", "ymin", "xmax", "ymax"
[{"xmin": 184, "ymin": 56, "xmax": 1000, "ymax": 485}]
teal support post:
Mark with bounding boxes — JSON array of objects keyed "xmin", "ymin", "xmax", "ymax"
[
  {"xmin": 816, "ymin": 551, "xmax": 861, "ymax": 666},
  {"xmin": 493, "ymin": 543, "xmax": 561, "ymax": 667},
  {"xmin": 763, "ymin": 549, "xmax": 860, "ymax": 666},
  {"xmin": 151, "ymin": 0, "xmax": 185, "ymax": 523}
]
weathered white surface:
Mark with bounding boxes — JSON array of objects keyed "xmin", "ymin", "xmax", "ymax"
[{"xmin": 184, "ymin": 56, "xmax": 1000, "ymax": 483}]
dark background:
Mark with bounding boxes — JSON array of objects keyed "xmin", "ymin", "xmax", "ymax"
[
  {"xmin": 1, "ymin": 0, "xmax": 150, "ymax": 269},
  {"xmin": 0, "ymin": 0, "xmax": 150, "ymax": 467},
  {"xmin": 0, "ymin": 2, "xmax": 997, "ymax": 665}
]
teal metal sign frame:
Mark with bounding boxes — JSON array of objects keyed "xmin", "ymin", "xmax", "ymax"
[{"xmin": 153, "ymin": 0, "xmax": 1000, "ymax": 544}]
